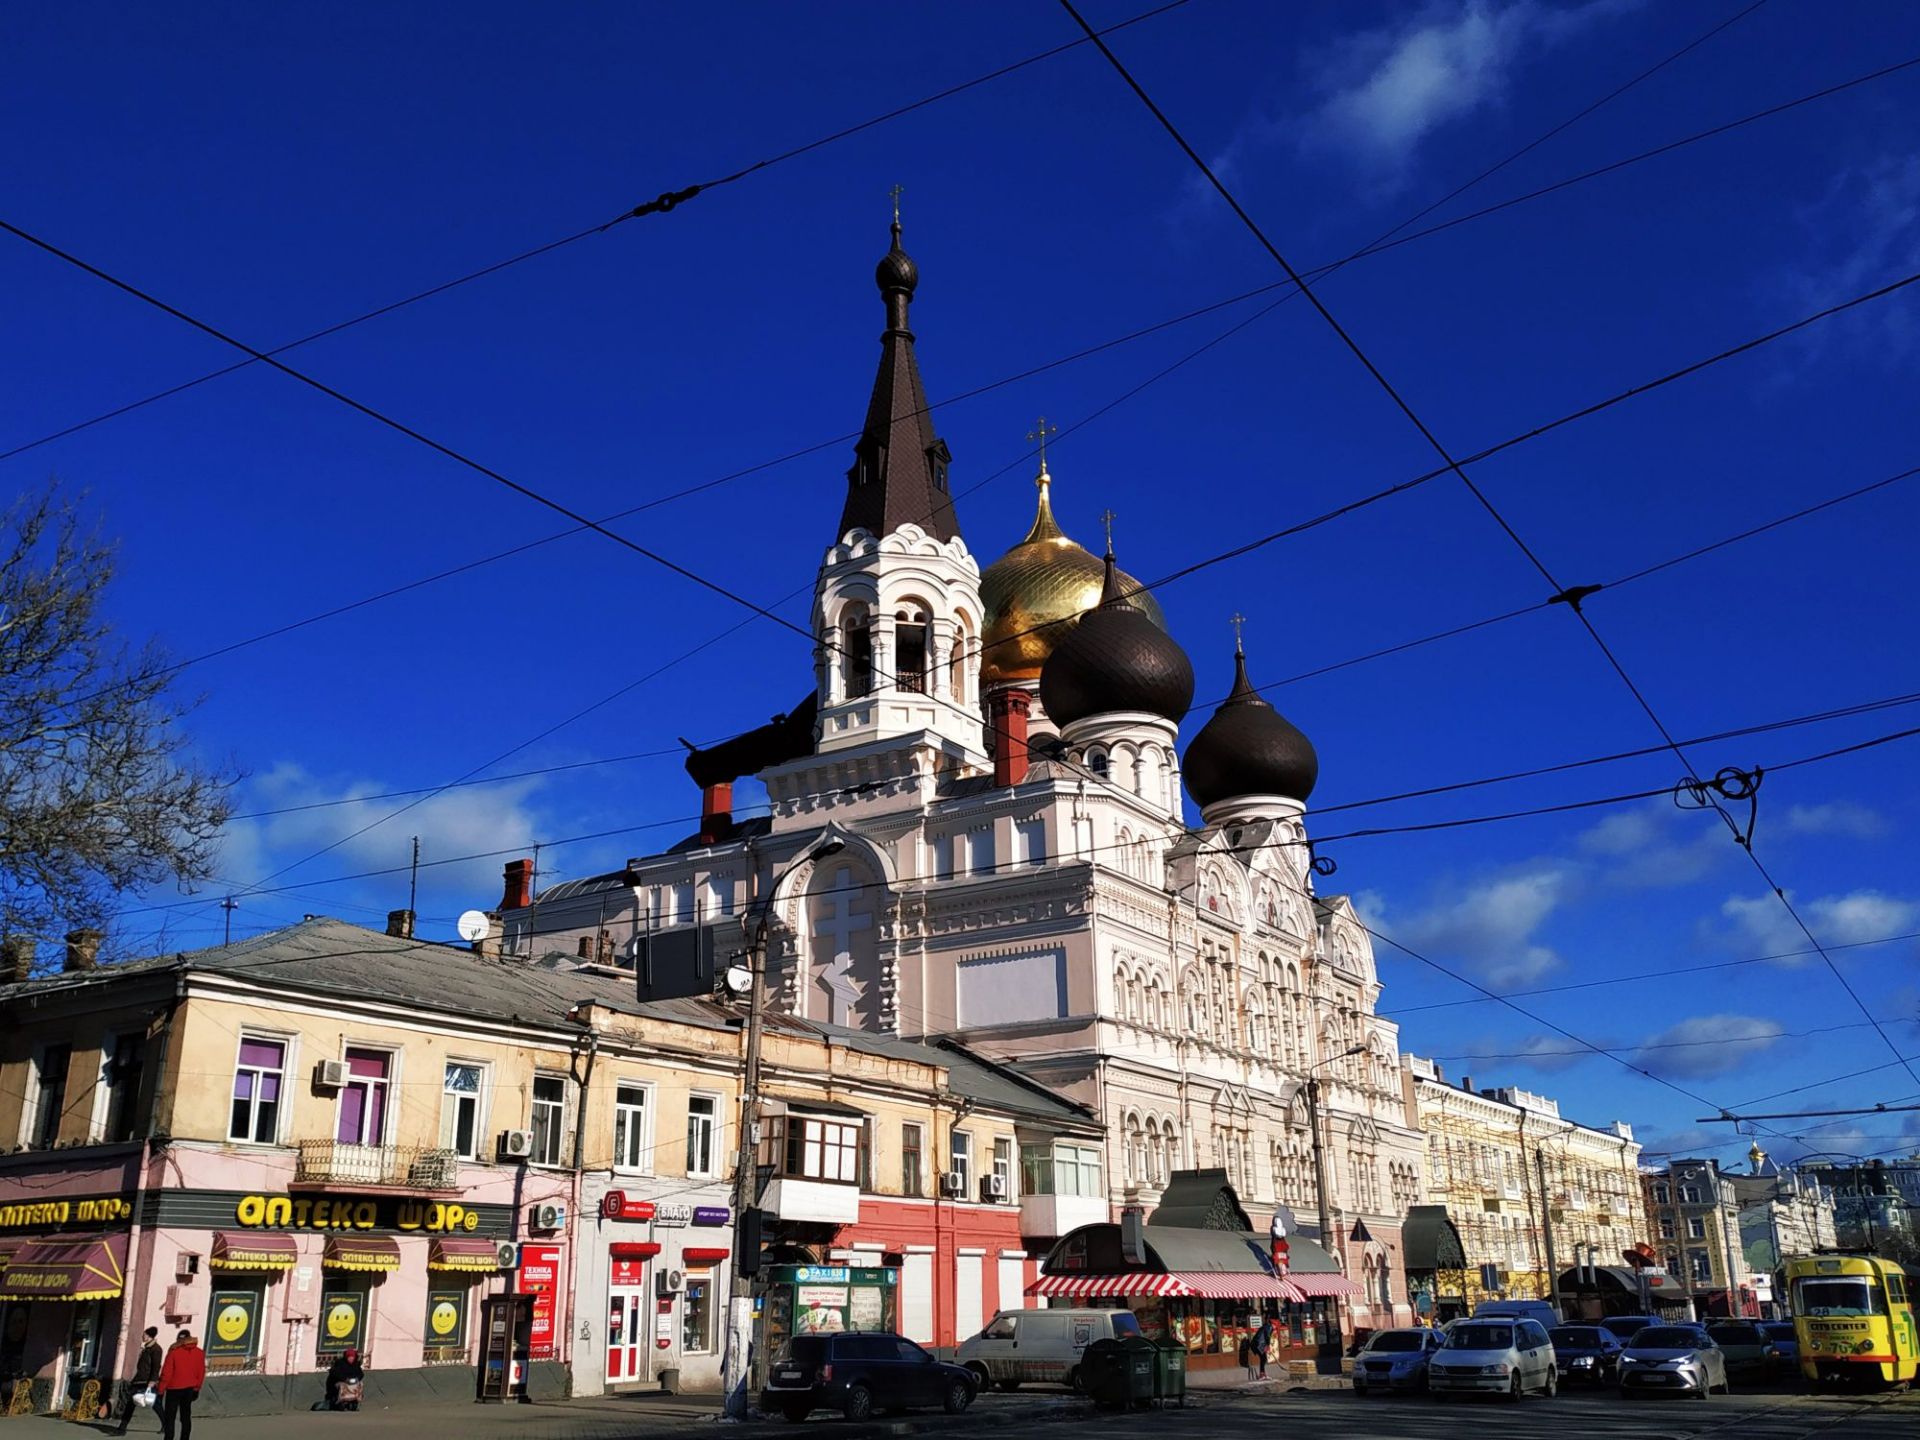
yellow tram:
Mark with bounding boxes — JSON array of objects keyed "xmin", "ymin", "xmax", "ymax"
[{"xmin": 1785, "ymin": 1254, "xmax": 1918, "ymax": 1387}]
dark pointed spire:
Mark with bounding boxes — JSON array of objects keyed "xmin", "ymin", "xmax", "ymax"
[{"xmin": 838, "ymin": 203, "xmax": 960, "ymax": 544}]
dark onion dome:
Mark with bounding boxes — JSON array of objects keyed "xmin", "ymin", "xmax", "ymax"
[
  {"xmin": 874, "ymin": 220, "xmax": 919, "ymax": 296},
  {"xmin": 1182, "ymin": 640, "xmax": 1318, "ymax": 809},
  {"xmin": 1039, "ymin": 548, "xmax": 1194, "ymax": 729}
]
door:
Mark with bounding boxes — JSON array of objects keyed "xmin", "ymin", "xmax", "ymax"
[
  {"xmin": 606, "ymin": 1267, "xmax": 648, "ymax": 1384},
  {"xmin": 62, "ymin": 1302, "xmax": 104, "ymax": 1409}
]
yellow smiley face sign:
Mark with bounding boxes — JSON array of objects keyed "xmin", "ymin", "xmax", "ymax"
[
  {"xmin": 429, "ymin": 1301, "xmax": 459, "ymax": 1337},
  {"xmin": 215, "ymin": 1304, "xmax": 250, "ymax": 1343},
  {"xmin": 326, "ymin": 1302, "xmax": 358, "ymax": 1340}
]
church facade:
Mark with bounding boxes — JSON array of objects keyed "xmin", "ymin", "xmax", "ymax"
[{"xmin": 495, "ymin": 218, "xmax": 1425, "ymax": 1334}]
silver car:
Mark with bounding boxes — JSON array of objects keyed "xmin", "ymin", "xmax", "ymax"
[
  {"xmin": 1427, "ymin": 1318, "xmax": 1558, "ymax": 1400},
  {"xmin": 1618, "ymin": 1323, "xmax": 1730, "ymax": 1399}
]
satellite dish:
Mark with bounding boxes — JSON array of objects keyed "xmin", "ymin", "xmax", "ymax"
[
  {"xmin": 724, "ymin": 964, "xmax": 753, "ymax": 995},
  {"xmin": 456, "ymin": 910, "xmax": 491, "ymax": 943}
]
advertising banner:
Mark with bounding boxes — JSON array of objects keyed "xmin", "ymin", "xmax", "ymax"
[
  {"xmin": 317, "ymin": 1288, "xmax": 365, "ymax": 1356},
  {"xmin": 424, "ymin": 1288, "xmax": 467, "ymax": 1351},
  {"xmin": 207, "ymin": 1289, "xmax": 259, "ymax": 1359},
  {"xmin": 518, "ymin": 1243, "xmax": 562, "ymax": 1360}
]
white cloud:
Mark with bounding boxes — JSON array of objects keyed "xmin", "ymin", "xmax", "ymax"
[
  {"xmin": 1305, "ymin": 0, "xmax": 1634, "ymax": 173},
  {"xmin": 1633, "ymin": 1013, "xmax": 1785, "ymax": 1078},
  {"xmin": 1778, "ymin": 801, "xmax": 1890, "ymax": 840},
  {"xmin": 1577, "ymin": 803, "xmax": 1727, "ymax": 888},
  {"xmin": 1718, "ymin": 888, "xmax": 1920, "ymax": 961},
  {"xmin": 1782, "ymin": 153, "xmax": 1920, "ymax": 362},
  {"xmin": 1390, "ymin": 864, "xmax": 1568, "ymax": 985}
]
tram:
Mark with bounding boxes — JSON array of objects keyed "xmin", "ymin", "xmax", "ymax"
[{"xmin": 1785, "ymin": 1254, "xmax": 1917, "ymax": 1387}]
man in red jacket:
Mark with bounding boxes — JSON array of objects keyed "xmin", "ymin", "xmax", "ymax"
[{"xmin": 156, "ymin": 1330, "xmax": 205, "ymax": 1440}]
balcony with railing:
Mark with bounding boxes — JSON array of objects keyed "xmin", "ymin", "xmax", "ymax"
[{"xmin": 293, "ymin": 1140, "xmax": 463, "ymax": 1192}]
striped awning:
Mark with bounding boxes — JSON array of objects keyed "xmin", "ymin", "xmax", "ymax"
[
  {"xmin": 1027, "ymin": 1272, "xmax": 1194, "ymax": 1299},
  {"xmin": 428, "ymin": 1237, "xmax": 503, "ymax": 1273},
  {"xmin": 0, "ymin": 1234, "xmax": 128, "ymax": 1301},
  {"xmin": 1286, "ymin": 1272, "xmax": 1362, "ymax": 1298},
  {"xmin": 323, "ymin": 1235, "xmax": 401, "ymax": 1272},
  {"xmin": 1166, "ymin": 1271, "xmax": 1308, "ymax": 1302},
  {"xmin": 211, "ymin": 1232, "xmax": 299, "ymax": 1271}
]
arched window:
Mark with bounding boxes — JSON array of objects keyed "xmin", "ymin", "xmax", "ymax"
[
  {"xmin": 894, "ymin": 605, "xmax": 930, "ymax": 693},
  {"xmin": 842, "ymin": 604, "xmax": 873, "ymax": 698},
  {"xmin": 949, "ymin": 623, "xmax": 971, "ymax": 704},
  {"xmin": 1088, "ymin": 747, "xmax": 1110, "ymax": 780}
]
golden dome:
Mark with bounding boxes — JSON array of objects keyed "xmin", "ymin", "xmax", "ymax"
[{"xmin": 978, "ymin": 468, "xmax": 1167, "ymax": 688}]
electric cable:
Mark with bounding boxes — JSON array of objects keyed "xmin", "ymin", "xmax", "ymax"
[
  {"xmin": 0, "ymin": 0, "xmax": 1195, "ymax": 468},
  {"xmin": 1059, "ymin": 0, "xmax": 1920, "ymax": 1094}
]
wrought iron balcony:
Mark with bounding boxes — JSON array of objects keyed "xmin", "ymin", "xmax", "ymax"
[{"xmin": 294, "ymin": 1140, "xmax": 462, "ymax": 1191}]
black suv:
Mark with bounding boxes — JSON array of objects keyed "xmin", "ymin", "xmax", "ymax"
[{"xmin": 764, "ymin": 1331, "xmax": 977, "ymax": 1422}]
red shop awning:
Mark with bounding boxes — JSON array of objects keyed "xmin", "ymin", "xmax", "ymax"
[
  {"xmin": 0, "ymin": 1233, "xmax": 128, "ymax": 1301},
  {"xmin": 610, "ymin": 1242, "xmax": 661, "ymax": 1260},
  {"xmin": 683, "ymin": 1247, "xmax": 730, "ymax": 1265},
  {"xmin": 1286, "ymin": 1272, "xmax": 1362, "ymax": 1298},
  {"xmin": 1165, "ymin": 1271, "xmax": 1308, "ymax": 1303},
  {"xmin": 211, "ymin": 1232, "xmax": 299, "ymax": 1271},
  {"xmin": 1026, "ymin": 1272, "xmax": 1195, "ymax": 1299}
]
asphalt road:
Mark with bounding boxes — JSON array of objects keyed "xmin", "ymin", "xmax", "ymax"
[{"xmin": 73, "ymin": 1380, "xmax": 1918, "ymax": 1440}]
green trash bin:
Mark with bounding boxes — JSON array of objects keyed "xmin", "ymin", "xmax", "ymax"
[
  {"xmin": 1080, "ymin": 1338, "xmax": 1130, "ymax": 1409},
  {"xmin": 1152, "ymin": 1340, "xmax": 1187, "ymax": 1407},
  {"xmin": 1116, "ymin": 1334, "xmax": 1158, "ymax": 1407}
]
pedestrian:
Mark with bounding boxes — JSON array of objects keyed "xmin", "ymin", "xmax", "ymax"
[
  {"xmin": 111, "ymin": 1326, "xmax": 163, "ymax": 1434},
  {"xmin": 1251, "ymin": 1315, "xmax": 1273, "ymax": 1380},
  {"xmin": 155, "ymin": 1329, "xmax": 204, "ymax": 1440}
]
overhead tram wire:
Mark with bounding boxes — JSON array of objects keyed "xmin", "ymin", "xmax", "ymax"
[
  {"xmin": 25, "ymin": 44, "xmax": 1911, "ymax": 710},
  {"xmin": 0, "ymin": 0, "xmax": 1195, "ymax": 468},
  {"xmin": 1059, "ymin": 0, "xmax": 1920, "ymax": 1096}
]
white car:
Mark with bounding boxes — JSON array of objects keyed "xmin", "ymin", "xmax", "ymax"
[
  {"xmin": 1427, "ymin": 1317, "xmax": 1558, "ymax": 1400},
  {"xmin": 1618, "ymin": 1324, "xmax": 1730, "ymax": 1399}
]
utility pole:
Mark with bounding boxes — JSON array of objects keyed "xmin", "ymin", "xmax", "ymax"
[
  {"xmin": 408, "ymin": 835, "xmax": 420, "ymax": 917},
  {"xmin": 721, "ymin": 838, "xmax": 843, "ymax": 1422},
  {"xmin": 1536, "ymin": 1146, "xmax": 1563, "ymax": 1316},
  {"xmin": 1306, "ymin": 1075, "xmax": 1333, "ymax": 1248},
  {"xmin": 220, "ymin": 895, "xmax": 238, "ymax": 947}
]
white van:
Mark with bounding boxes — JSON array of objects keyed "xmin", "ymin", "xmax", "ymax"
[{"xmin": 956, "ymin": 1308, "xmax": 1141, "ymax": 1390}]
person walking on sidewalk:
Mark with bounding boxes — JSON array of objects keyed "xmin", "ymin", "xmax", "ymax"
[
  {"xmin": 111, "ymin": 1327, "xmax": 163, "ymax": 1434},
  {"xmin": 156, "ymin": 1330, "xmax": 205, "ymax": 1440},
  {"xmin": 1251, "ymin": 1316, "xmax": 1274, "ymax": 1380}
]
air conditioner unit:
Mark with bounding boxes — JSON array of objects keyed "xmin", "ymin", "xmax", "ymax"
[
  {"xmin": 941, "ymin": 1171, "xmax": 966, "ymax": 1197},
  {"xmin": 985, "ymin": 1174, "xmax": 1009, "ymax": 1201},
  {"xmin": 495, "ymin": 1242, "xmax": 520, "ymax": 1270},
  {"xmin": 314, "ymin": 1059, "xmax": 350, "ymax": 1089},
  {"xmin": 498, "ymin": 1129, "xmax": 535, "ymax": 1159},
  {"xmin": 657, "ymin": 1267, "xmax": 686, "ymax": 1295},
  {"xmin": 531, "ymin": 1201, "xmax": 566, "ymax": 1232}
]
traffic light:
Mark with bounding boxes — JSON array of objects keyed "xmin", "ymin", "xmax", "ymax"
[{"xmin": 737, "ymin": 1206, "xmax": 764, "ymax": 1276}]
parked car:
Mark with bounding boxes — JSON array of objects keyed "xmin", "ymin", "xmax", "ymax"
[
  {"xmin": 1548, "ymin": 1325, "xmax": 1623, "ymax": 1385},
  {"xmin": 763, "ymin": 1332, "xmax": 976, "ymax": 1422},
  {"xmin": 1352, "ymin": 1327, "xmax": 1444, "ymax": 1394},
  {"xmin": 1428, "ymin": 1318, "xmax": 1558, "ymax": 1400},
  {"xmin": 957, "ymin": 1308, "xmax": 1139, "ymax": 1392},
  {"xmin": 1598, "ymin": 1314, "xmax": 1659, "ymax": 1343},
  {"xmin": 1618, "ymin": 1324, "xmax": 1730, "ymax": 1399},
  {"xmin": 1707, "ymin": 1321, "xmax": 1780, "ymax": 1378},
  {"xmin": 1760, "ymin": 1320, "xmax": 1799, "ymax": 1369}
]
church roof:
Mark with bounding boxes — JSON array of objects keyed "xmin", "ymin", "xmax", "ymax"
[
  {"xmin": 1038, "ymin": 546, "xmax": 1194, "ymax": 728},
  {"xmin": 1182, "ymin": 638, "xmax": 1318, "ymax": 809},
  {"xmin": 837, "ymin": 218, "xmax": 960, "ymax": 545}
]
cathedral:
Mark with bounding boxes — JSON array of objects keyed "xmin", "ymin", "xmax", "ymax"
[{"xmin": 498, "ymin": 217, "xmax": 1425, "ymax": 1323}]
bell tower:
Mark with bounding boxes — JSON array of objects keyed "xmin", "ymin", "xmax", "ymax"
[{"xmin": 812, "ymin": 203, "xmax": 985, "ymax": 760}]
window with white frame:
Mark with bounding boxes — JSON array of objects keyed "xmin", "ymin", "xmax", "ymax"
[
  {"xmin": 702, "ymin": 873, "xmax": 735, "ymax": 919},
  {"xmin": 1687, "ymin": 1215, "xmax": 1707, "ymax": 1240},
  {"xmin": 991, "ymin": 1138, "xmax": 1014, "ymax": 1200},
  {"xmin": 949, "ymin": 1130, "xmax": 972, "ymax": 1195},
  {"xmin": 26, "ymin": 1043, "xmax": 71, "ymax": 1149},
  {"xmin": 440, "ymin": 1062, "xmax": 484, "ymax": 1159},
  {"xmin": 686, "ymin": 1094, "xmax": 719, "ymax": 1177},
  {"xmin": 96, "ymin": 1032, "xmax": 146, "ymax": 1143},
  {"xmin": 782, "ymin": 1114, "xmax": 861, "ymax": 1182},
  {"xmin": 670, "ymin": 879, "xmax": 694, "ymax": 925},
  {"xmin": 614, "ymin": 1082, "xmax": 653, "ymax": 1172},
  {"xmin": 530, "ymin": 1073, "xmax": 568, "ymax": 1167},
  {"xmin": 229, "ymin": 1035, "xmax": 287, "ymax": 1144}
]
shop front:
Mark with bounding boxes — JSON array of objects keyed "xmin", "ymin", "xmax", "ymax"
[
  {"xmin": 0, "ymin": 1173, "xmax": 140, "ymax": 1418},
  {"xmin": 762, "ymin": 1263, "xmax": 899, "ymax": 1357},
  {"xmin": 575, "ymin": 1174, "xmax": 735, "ymax": 1396},
  {"xmin": 1401, "ymin": 1205, "xmax": 1469, "ymax": 1324}
]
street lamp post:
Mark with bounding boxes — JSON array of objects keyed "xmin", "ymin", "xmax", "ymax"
[
  {"xmin": 1303, "ymin": 1044, "xmax": 1366, "ymax": 1251},
  {"xmin": 720, "ymin": 837, "xmax": 845, "ymax": 1421}
]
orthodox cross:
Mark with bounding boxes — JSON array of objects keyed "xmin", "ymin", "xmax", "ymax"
[
  {"xmin": 1027, "ymin": 415, "xmax": 1057, "ymax": 475},
  {"xmin": 1099, "ymin": 508, "xmax": 1117, "ymax": 555},
  {"xmin": 890, "ymin": 183, "xmax": 904, "ymax": 226},
  {"xmin": 1231, "ymin": 611, "xmax": 1247, "ymax": 654}
]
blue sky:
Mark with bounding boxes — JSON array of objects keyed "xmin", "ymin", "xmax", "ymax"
[{"xmin": 5, "ymin": 1, "xmax": 1919, "ymax": 1172}]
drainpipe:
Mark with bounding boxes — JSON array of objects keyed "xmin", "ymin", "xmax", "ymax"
[{"xmin": 566, "ymin": 1025, "xmax": 601, "ymax": 1374}]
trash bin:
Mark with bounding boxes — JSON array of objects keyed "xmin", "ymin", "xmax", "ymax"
[
  {"xmin": 1083, "ymin": 1336, "xmax": 1157, "ymax": 1410},
  {"xmin": 1152, "ymin": 1340, "xmax": 1187, "ymax": 1407}
]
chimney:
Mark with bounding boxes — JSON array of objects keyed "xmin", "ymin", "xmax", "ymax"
[
  {"xmin": 698, "ymin": 781, "xmax": 733, "ymax": 846},
  {"xmin": 501, "ymin": 858, "xmax": 534, "ymax": 910},
  {"xmin": 64, "ymin": 928, "xmax": 104, "ymax": 973},
  {"xmin": 1460, "ymin": 1075, "xmax": 1474, "ymax": 1094},
  {"xmin": 1, "ymin": 936, "xmax": 33, "ymax": 985},
  {"xmin": 989, "ymin": 688, "xmax": 1032, "ymax": 787},
  {"xmin": 577, "ymin": 936, "xmax": 595, "ymax": 959},
  {"xmin": 385, "ymin": 909, "xmax": 415, "ymax": 939}
]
